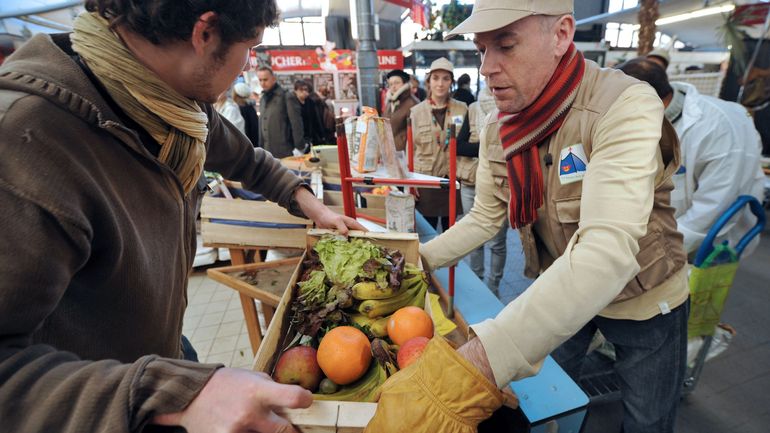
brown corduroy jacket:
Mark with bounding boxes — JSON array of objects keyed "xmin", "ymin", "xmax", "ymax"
[{"xmin": 0, "ymin": 33, "xmax": 306, "ymax": 432}]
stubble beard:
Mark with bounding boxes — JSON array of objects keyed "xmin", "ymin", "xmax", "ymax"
[{"xmin": 191, "ymin": 56, "xmax": 226, "ymax": 104}]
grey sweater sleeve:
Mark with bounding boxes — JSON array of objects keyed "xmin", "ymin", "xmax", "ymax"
[{"xmin": 0, "ymin": 185, "xmax": 221, "ymax": 433}]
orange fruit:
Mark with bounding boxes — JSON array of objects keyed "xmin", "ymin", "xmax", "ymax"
[
  {"xmin": 387, "ymin": 306, "xmax": 434, "ymax": 346},
  {"xmin": 317, "ymin": 326, "xmax": 372, "ymax": 385}
]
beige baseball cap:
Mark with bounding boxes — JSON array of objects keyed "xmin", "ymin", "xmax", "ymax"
[
  {"xmin": 647, "ymin": 48, "xmax": 671, "ymax": 68},
  {"xmin": 446, "ymin": 0, "xmax": 573, "ymax": 37},
  {"xmin": 429, "ymin": 57, "xmax": 454, "ymax": 74}
]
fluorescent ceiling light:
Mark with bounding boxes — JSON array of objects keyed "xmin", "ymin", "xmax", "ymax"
[
  {"xmin": 655, "ymin": 4, "xmax": 735, "ymax": 26},
  {"xmin": 630, "ymin": 3, "xmax": 736, "ymax": 29}
]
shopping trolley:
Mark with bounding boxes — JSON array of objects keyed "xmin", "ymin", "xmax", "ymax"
[
  {"xmin": 579, "ymin": 195, "xmax": 766, "ymax": 401},
  {"xmin": 682, "ymin": 195, "xmax": 766, "ymax": 394}
]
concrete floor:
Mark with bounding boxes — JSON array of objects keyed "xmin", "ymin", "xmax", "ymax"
[
  {"xmin": 183, "ymin": 273, "xmax": 256, "ymax": 369},
  {"xmin": 470, "ymin": 218, "xmax": 770, "ymax": 433}
]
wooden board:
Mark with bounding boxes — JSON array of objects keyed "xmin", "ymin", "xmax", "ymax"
[
  {"xmin": 201, "ymin": 224, "xmax": 308, "ymax": 250},
  {"xmin": 323, "ymin": 175, "xmax": 343, "ymax": 187},
  {"xmin": 206, "ymin": 258, "xmax": 301, "ymax": 306},
  {"xmin": 323, "ymin": 191, "xmax": 386, "ymax": 221},
  {"xmin": 201, "ymin": 197, "xmax": 311, "ymax": 225},
  {"xmin": 281, "ymin": 401, "xmax": 377, "ymax": 433},
  {"xmin": 359, "ymin": 193, "xmax": 385, "ymax": 210},
  {"xmin": 253, "ymin": 230, "xmax": 465, "ymax": 432},
  {"xmin": 323, "ymin": 190, "xmax": 344, "ymax": 207},
  {"xmin": 283, "ymin": 401, "xmax": 339, "ymax": 433},
  {"xmin": 323, "ymin": 191, "xmax": 384, "ymax": 210},
  {"xmin": 323, "ymin": 163, "xmax": 341, "ymax": 177},
  {"xmin": 326, "ymin": 206, "xmax": 386, "ymax": 221},
  {"xmin": 337, "ymin": 403, "xmax": 378, "ymax": 433},
  {"xmin": 280, "ymin": 155, "xmax": 316, "ymax": 173},
  {"xmin": 253, "ymin": 251, "xmax": 305, "ymax": 374},
  {"xmin": 200, "ymin": 195, "xmax": 312, "ymax": 250}
]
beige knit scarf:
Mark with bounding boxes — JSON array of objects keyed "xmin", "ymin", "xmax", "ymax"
[{"xmin": 71, "ymin": 12, "xmax": 208, "ymax": 194}]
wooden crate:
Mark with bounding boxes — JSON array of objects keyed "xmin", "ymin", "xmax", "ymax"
[
  {"xmin": 253, "ymin": 229, "xmax": 467, "ymax": 432},
  {"xmin": 200, "ymin": 196, "xmax": 312, "ymax": 250},
  {"xmin": 359, "ymin": 193, "xmax": 385, "ymax": 210},
  {"xmin": 322, "ymin": 190, "xmax": 386, "ymax": 221},
  {"xmin": 206, "ymin": 257, "xmax": 301, "ymax": 309}
]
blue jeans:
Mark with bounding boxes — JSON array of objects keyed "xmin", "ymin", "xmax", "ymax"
[
  {"xmin": 552, "ymin": 300, "xmax": 689, "ymax": 433},
  {"xmin": 485, "ymin": 221, "xmax": 508, "ymax": 294}
]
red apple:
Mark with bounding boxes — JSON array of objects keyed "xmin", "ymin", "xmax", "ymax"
[
  {"xmin": 397, "ymin": 336, "xmax": 430, "ymax": 370},
  {"xmin": 273, "ymin": 346, "xmax": 323, "ymax": 391}
]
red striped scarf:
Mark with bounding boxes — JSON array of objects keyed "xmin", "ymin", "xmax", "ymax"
[{"xmin": 498, "ymin": 43, "xmax": 584, "ymax": 229}]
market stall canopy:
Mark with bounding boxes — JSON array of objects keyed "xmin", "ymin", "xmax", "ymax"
[
  {"xmin": 576, "ymin": 0, "xmax": 736, "ymax": 51},
  {"xmin": 401, "ymin": 40, "xmax": 478, "ymax": 52},
  {"xmin": 401, "ymin": 39, "xmax": 481, "ymax": 69},
  {"xmin": 1, "ymin": 0, "xmax": 412, "ymax": 37}
]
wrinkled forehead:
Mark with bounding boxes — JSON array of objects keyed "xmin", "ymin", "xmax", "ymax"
[{"xmin": 473, "ymin": 19, "xmax": 528, "ymax": 46}]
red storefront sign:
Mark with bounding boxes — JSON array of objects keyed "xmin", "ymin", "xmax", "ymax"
[
  {"xmin": 265, "ymin": 49, "xmax": 404, "ymax": 72},
  {"xmin": 269, "ymin": 50, "xmax": 321, "ymax": 71},
  {"xmin": 377, "ymin": 50, "xmax": 405, "ymax": 70}
]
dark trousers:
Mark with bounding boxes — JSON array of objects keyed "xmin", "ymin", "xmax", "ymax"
[
  {"xmin": 552, "ymin": 300, "xmax": 689, "ymax": 433},
  {"xmin": 181, "ymin": 335, "xmax": 199, "ymax": 362}
]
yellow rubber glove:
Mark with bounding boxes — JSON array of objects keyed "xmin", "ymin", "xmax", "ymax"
[{"xmin": 364, "ymin": 337, "xmax": 503, "ymax": 433}]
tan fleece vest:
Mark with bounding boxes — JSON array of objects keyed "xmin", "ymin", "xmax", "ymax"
[
  {"xmin": 483, "ymin": 62, "xmax": 686, "ymax": 303},
  {"xmin": 411, "ymin": 98, "xmax": 476, "ymax": 184}
]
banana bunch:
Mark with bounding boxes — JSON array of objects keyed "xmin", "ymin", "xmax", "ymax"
[
  {"xmin": 371, "ymin": 338, "xmax": 399, "ymax": 376},
  {"xmin": 351, "ymin": 264, "xmax": 426, "ymax": 300},
  {"xmin": 351, "ymin": 281, "xmax": 397, "ymax": 300},
  {"xmin": 349, "ymin": 313, "xmax": 389, "ymax": 338},
  {"xmin": 313, "ymin": 361, "xmax": 388, "ymax": 402},
  {"xmin": 357, "ymin": 269, "xmax": 429, "ymax": 318}
]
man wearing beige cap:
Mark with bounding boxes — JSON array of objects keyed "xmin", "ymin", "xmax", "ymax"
[
  {"xmin": 366, "ymin": 1, "xmax": 688, "ymax": 432},
  {"xmin": 647, "ymin": 47, "xmax": 671, "ymax": 71}
]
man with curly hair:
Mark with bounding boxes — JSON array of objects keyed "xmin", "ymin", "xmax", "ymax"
[{"xmin": 0, "ymin": 1, "xmax": 364, "ymax": 432}]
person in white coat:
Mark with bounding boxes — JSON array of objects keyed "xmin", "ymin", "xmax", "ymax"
[
  {"xmin": 214, "ymin": 86, "xmax": 246, "ymax": 135},
  {"xmin": 620, "ymin": 58, "xmax": 765, "ymax": 257}
]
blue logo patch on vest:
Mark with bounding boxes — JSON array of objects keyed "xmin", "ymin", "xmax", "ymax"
[{"xmin": 559, "ymin": 144, "xmax": 588, "ymax": 185}]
